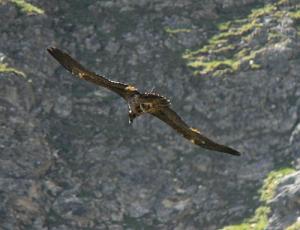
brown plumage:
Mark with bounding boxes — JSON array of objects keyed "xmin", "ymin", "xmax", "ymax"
[{"xmin": 47, "ymin": 47, "xmax": 241, "ymax": 156}]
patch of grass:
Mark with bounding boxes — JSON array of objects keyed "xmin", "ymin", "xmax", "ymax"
[
  {"xmin": 165, "ymin": 27, "xmax": 192, "ymax": 34},
  {"xmin": 289, "ymin": 10, "xmax": 300, "ymax": 22},
  {"xmin": 0, "ymin": 63, "xmax": 26, "ymax": 77},
  {"xmin": 223, "ymin": 206, "xmax": 270, "ymax": 230},
  {"xmin": 241, "ymin": 49, "xmax": 262, "ymax": 69},
  {"xmin": 249, "ymin": 4, "xmax": 277, "ymax": 19},
  {"xmin": 183, "ymin": 19, "xmax": 263, "ymax": 76},
  {"xmin": 277, "ymin": 0, "xmax": 289, "ymax": 5},
  {"xmin": 214, "ymin": 44, "xmax": 236, "ymax": 55},
  {"xmin": 277, "ymin": 0, "xmax": 300, "ymax": 7},
  {"xmin": 185, "ymin": 46, "xmax": 261, "ymax": 76},
  {"xmin": 217, "ymin": 22, "xmax": 232, "ymax": 31},
  {"xmin": 222, "ymin": 167, "xmax": 296, "ymax": 230},
  {"xmin": 10, "ymin": 0, "xmax": 44, "ymax": 15},
  {"xmin": 249, "ymin": 62, "xmax": 261, "ymax": 70},
  {"xmin": 222, "ymin": 206, "xmax": 270, "ymax": 230},
  {"xmin": 187, "ymin": 59, "xmax": 239, "ymax": 76},
  {"xmin": 260, "ymin": 167, "xmax": 296, "ymax": 202},
  {"xmin": 215, "ymin": 20, "xmax": 262, "ymax": 41},
  {"xmin": 268, "ymin": 30, "xmax": 284, "ymax": 43},
  {"xmin": 286, "ymin": 220, "xmax": 300, "ymax": 230},
  {"xmin": 182, "ymin": 1, "xmax": 296, "ymax": 77}
]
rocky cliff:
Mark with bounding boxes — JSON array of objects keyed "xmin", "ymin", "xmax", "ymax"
[{"xmin": 0, "ymin": 0, "xmax": 300, "ymax": 229}]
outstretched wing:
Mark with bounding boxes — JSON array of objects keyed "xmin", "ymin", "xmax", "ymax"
[
  {"xmin": 47, "ymin": 47, "xmax": 138, "ymax": 99},
  {"xmin": 150, "ymin": 105, "xmax": 240, "ymax": 156}
]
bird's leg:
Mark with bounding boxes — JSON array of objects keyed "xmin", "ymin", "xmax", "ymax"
[
  {"xmin": 128, "ymin": 108, "xmax": 136, "ymax": 125},
  {"xmin": 128, "ymin": 109, "xmax": 133, "ymax": 125},
  {"xmin": 129, "ymin": 114, "xmax": 133, "ymax": 125},
  {"xmin": 129, "ymin": 112, "xmax": 138, "ymax": 125}
]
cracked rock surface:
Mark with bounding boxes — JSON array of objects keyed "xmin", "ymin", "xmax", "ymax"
[
  {"xmin": 267, "ymin": 171, "xmax": 300, "ymax": 230},
  {"xmin": 0, "ymin": 0, "xmax": 299, "ymax": 229}
]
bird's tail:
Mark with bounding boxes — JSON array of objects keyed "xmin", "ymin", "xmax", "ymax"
[
  {"xmin": 203, "ymin": 141, "xmax": 241, "ymax": 156},
  {"xmin": 191, "ymin": 136, "xmax": 241, "ymax": 156}
]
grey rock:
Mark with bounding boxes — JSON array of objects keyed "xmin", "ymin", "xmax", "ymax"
[
  {"xmin": 267, "ymin": 171, "xmax": 300, "ymax": 230},
  {"xmin": 0, "ymin": 0, "xmax": 299, "ymax": 229},
  {"xmin": 54, "ymin": 95, "xmax": 72, "ymax": 118}
]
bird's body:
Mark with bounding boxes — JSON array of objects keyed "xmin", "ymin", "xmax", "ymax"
[
  {"xmin": 47, "ymin": 47, "xmax": 241, "ymax": 156},
  {"xmin": 128, "ymin": 94, "xmax": 143, "ymax": 115}
]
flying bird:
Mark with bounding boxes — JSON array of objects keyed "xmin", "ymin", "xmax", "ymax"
[{"xmin": 47, "ymin": 47, "xmax": 240, "ymax": 156}]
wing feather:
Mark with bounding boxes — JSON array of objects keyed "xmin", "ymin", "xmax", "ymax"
[
  {"xmin": 151, "ymin": 106, "xmax": 240, "ymax": 156},
  {"xmin": 47, "ymin": 47, "xmax": 138, "ymax": 99},
  {"xmin": 140, "ymin": 93, "xmax": 171, "ymax": 107}
]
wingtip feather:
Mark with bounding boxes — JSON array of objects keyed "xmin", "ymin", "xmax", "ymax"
[
  {"xmin": 47, "ymin": 47, "xmax": 60, "ymax": 60},
  {"xmin": 226, "ymin": 148, "xmax": 241, "ymax": 156},
  {"xmin": 206, "ymin": 142, "xmax": 241, "ymax": 156}
]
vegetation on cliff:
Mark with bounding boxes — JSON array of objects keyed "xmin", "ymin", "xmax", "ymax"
[
  {"xmin": 176, "ymin": 1, "xmax": 300, "ymax": 76},
  {"xmin": 0, "ymin": 62, "xmax": 25, "ymax": 77},
  {"xmin": 1, "ymin": 0, "xmax": 44, "ymax": 15},
  {"xmin": 286, "ymin": 220, "xmax": 300, "ymax": 230},
  {"xmin": 222, "ymin": 168, "xmax": 296, "ymax": 230}
]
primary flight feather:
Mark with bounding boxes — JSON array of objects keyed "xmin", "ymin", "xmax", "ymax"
[{"xmin": 47, "ymin": 47, "xmax": 240, "ymax": 156}]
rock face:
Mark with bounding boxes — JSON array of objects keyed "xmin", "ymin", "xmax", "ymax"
[
  {"xmin": 0, "ymin": 0, "xmax": 299, "ymax": 229},
  {"xmin": 267, "ymin": 172, "xmax": 300, "ymax": 230}
]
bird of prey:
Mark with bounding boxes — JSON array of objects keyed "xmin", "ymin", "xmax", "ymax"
[{"xmin": 47, "ymin": 47, "xmax": 240, "ymax": 156}]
